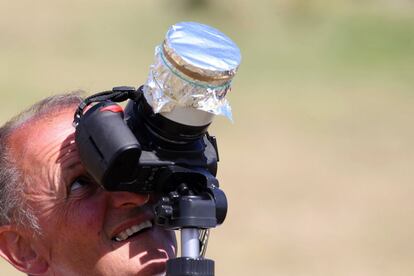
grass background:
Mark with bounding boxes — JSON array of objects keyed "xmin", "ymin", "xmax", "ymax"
[{"xmin": 1, "ymin": 0, "xmax": 414, "ymax": 275}]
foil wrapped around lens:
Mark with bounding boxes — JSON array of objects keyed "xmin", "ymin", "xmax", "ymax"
[{"xmin": 143, "ymin": 22, "xmax": 241, "ymax": 124}]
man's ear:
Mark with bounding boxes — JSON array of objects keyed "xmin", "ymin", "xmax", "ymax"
[{"xmin": 0, "ymin": 225, "xmax": 48, "ymax": 275}]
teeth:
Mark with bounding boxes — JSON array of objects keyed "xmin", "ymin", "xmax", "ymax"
[
  {"xmin": 114, "ymin": 221, "xmax": 152, "ymax": 242},
  {"xmin": 117, "ymin": 232, "xmax": 128, "ymax": 241}
]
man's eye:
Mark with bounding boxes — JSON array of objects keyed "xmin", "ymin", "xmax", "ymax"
[{"xmin": 70, "ymin": 177, "xmax": 92, "ymax": 192}]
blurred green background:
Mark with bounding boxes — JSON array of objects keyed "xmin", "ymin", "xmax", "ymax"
[{"xmin": 1, "ymin": 0, "xmax": 414, "ymax": 275}]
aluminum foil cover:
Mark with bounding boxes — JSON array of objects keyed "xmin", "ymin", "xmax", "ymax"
[{"xmin": 143, "ymin": 22, "xmax": 241, "ymax": 120}]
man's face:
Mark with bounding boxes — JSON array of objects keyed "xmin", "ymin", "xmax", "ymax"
[{"xmin": 9, "ymin": 107, "xmax": 176, "ymax": 275}]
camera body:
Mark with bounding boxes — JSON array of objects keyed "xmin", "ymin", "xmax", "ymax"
[
  {"xmin": 74, "ymin": 86, "xmax": 227, "ymax": 229},
  {"xmin": 75, "ymin": 86, "xmax": 218, "ymax": 193}
]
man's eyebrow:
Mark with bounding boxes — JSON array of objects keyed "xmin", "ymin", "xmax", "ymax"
[
  {"xmin": 60, "ymin": 158, "xmax": 85, "ymax": 194},
  {"xmin": 56, "ymin": 134, "xmax": 85, "ymax": 187},
  {"xmin": 65, "ymin": 159, "xmax": 82, "ymax": 171},
  {"xmin": 56, "ymin": 134, "xmax": 77, "ymax": 165}
]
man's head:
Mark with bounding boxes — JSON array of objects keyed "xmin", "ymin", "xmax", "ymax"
[{"xmin": 0, "ymin": 93, "xmax": 176, "ymax": 275}]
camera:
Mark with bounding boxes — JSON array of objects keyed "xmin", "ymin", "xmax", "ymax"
[
  {"xmin": 74, "ymin": 85, "xmax": 227, "ymax": 228},
  {"xmin": 73, "ymin": 22, "xmax": 241, "ymax": 276}
]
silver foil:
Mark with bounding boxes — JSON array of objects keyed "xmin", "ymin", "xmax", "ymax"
[{"xmin": 143, "ymin": 22, "xmax": 241, "ymax": 120}]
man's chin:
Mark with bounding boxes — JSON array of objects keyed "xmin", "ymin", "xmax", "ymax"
[
  {"xmin": 136, "ymin": 228, "xmax": 176, "ymax": 276},
  {"xmin": 96, "ymin": 226, "xmax": 176, "ymax": 275},
  {"xmin": 139, "ymin": 259, "xmax": 169, "ymax": 276}
]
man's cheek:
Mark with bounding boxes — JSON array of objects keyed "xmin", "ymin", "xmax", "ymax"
[{"xmin": 70, "ymin": 196, "xmax": 107, "ymax": 232}]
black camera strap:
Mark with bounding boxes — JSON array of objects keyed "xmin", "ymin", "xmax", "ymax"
[{"xmin": 73, "ymin": 86, "xmax": 141, "ymax": 127}]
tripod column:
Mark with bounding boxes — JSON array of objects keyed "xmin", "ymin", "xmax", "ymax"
[{"xmin": 181, "ymin": 228, "xmax": 200, "ymax": 258}]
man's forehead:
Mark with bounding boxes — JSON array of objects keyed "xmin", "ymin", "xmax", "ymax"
[{"xmin": 8, "ymin": 108, "xmax": 76, "ymax": 159}]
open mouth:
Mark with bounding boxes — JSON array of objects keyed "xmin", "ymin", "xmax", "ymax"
[{"xmin": 112, "ymin": 220, "xmax": 153, "ymax": 242}]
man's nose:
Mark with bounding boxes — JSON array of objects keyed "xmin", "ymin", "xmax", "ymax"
[{"xmin": 107, "ymin": 191, "xmax": 150, "ymax": 209}]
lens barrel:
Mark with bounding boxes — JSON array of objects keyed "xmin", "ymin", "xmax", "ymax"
[{"xmin": 139, "ymin": 93, "xmax": 211, "ymax": 143}]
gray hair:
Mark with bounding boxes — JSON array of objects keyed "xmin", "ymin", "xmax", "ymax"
[{"xmin": 0, "ymin": 92, "xmax": 83, "ymax": 232}]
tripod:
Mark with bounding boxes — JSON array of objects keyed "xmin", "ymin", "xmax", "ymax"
[{"xmin": 154, "ymin": 170, "xmax": 227, "ymax": 276}]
